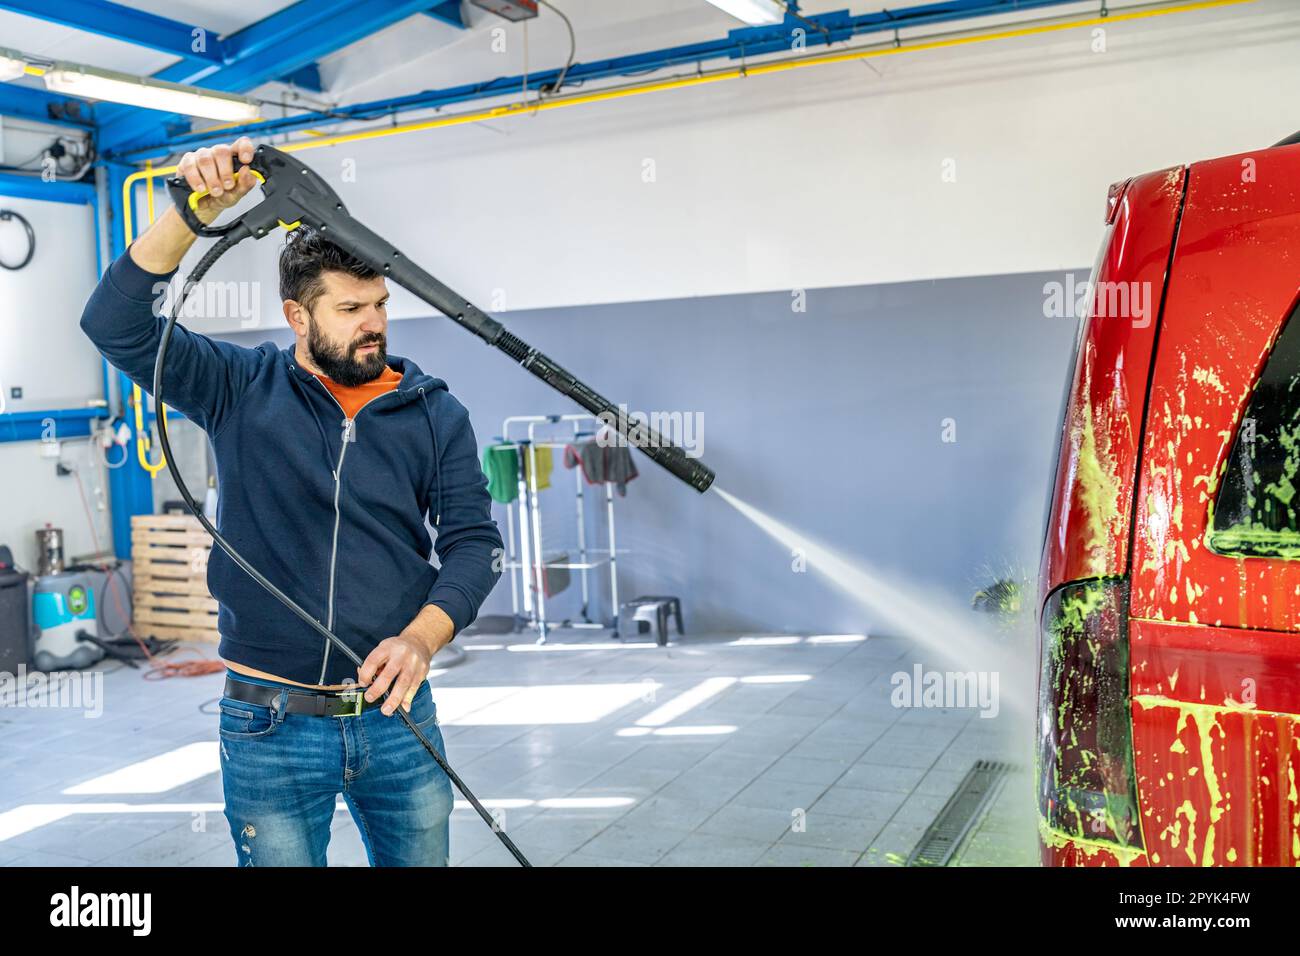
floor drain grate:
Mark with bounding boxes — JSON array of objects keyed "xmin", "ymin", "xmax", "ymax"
[{"xmin": 906, "ymin": 759, "xmax": 1016, "ymax": 867}]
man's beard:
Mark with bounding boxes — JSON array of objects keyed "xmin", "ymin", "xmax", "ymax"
[{"xmin": 307, "ymin": 316, "xmax": 387, "ymax": 386}]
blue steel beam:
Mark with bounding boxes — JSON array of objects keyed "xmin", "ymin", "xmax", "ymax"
[
  {"xmin": 0, "ymin": 82, "xmax": 95, "ymax": 128},
  {"xmin": 425, "ymin": 1, "xmax": 467, "ymax": 28},
  {"xmin": 0, "ymin": 0, "xmax": 225, "ymax": 64},
  {"xmin": 96, "ymin": 0, "xmax": 441, "ymax": 153},
  {"xmin": 103, "ymin": 0, "xmax": 1081, "ymax": 159},
  {"xmin": 1, "ymin": 0, "xmax": 342, "ymax": 123},
  {"xmin": 0, "ymin": 170, "xmax": 96, "ymax": 203},
  {"xmin": 278, "ymin": 63, "xmax": 324, "ymax": 93},
  {"xmin": 0, "ymin": 408, "xmax": 108, "ymax": 443}
]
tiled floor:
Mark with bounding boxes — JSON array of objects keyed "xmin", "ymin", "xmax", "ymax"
[{"xmin": 0, "ymin": 630, "xmax": 1036, "ymax": 866}]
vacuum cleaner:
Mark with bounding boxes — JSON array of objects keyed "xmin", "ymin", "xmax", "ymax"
[{"xmin": 158, "ymin": 145, "xmax": 718, "ymax": 867}]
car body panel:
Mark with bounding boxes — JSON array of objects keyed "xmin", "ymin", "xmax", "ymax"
[
  {"xmin": 1129, "ymin": 618, "xmax": 1300, "ymax": 866},
  {"xmin": 1123, "ymin": 146, "xmax": 1300, "ymax": 867},
  {"xmin": 1038, "ymin": 143, "xmax": 1300, "ymax": 866},
  {"xmin": 1130, "ymin": 146, "xmax": 1300, "ymax": 629},
  {"xmin": 1039, "ymin": 166, "xmax": 1185, "ymax": 605}
]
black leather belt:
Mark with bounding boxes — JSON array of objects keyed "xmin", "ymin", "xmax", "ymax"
[{"xmin": 223, "ymin": 675, "xmax": 369, "ymax": 718}]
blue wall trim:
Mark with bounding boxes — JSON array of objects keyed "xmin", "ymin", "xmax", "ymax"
[
  {"xmin": 0, "ymin": 172, "xmax": 96, "ymax": 205},
  {"xmin": 0, "ymin": 407, "xmax": 108, "ymax": 443}
]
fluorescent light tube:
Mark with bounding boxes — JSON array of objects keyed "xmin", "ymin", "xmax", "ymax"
[
  {"xmin": 43, "ymin": 63, "xmax": 260, "ymax": 122},
  {"xmin": 704, "ymin": 0, "xmax": 785, "ymax": 25},
  {"xmin": 0, "ymin": 48, "xmax": 26, "ymax": 82}
]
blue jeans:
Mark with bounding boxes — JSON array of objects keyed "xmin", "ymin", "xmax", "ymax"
[{"xmin": 218, "ymin": 670, "xmax": 454, "ymax": 866}]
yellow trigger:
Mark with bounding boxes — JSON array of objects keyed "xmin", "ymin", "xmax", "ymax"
[{"xmin": 186, "ymin": 166, "xmax": 267, "ymax": 209}]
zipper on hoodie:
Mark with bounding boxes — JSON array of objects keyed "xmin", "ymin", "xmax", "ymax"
[{"xmin": 309, "ymin": 378, "xmax": 400, "ymax": 685}]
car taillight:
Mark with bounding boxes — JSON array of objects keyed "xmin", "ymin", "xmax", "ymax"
[
  {"xmin": 1038, "ymin": 578, "xmax": 1142, "ymax": 850},
  {"xmin": 1105, "ymin": 179, "xmax": 1130, "ymax": 224}
]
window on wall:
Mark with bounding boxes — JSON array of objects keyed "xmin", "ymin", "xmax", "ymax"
[{"xmin": 1209, "ymin": 300, "xmax": 1300, "ymax": 558}]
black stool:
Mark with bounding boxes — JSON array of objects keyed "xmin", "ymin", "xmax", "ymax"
[{"xmin": 618, "ymin": 595, "xmax": 684, "ymax": 646}]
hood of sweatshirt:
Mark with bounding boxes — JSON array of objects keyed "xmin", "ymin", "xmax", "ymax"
[{"xmin": 278, "ymin": 346, "xmax": 452, "ymax": 528}]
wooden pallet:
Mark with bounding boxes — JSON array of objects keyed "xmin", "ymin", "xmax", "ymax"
[{"xmin": 131, "ymin": 514, "xmax": 219, "ymax": 643}]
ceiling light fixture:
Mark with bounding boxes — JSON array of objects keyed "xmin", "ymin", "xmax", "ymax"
[
  {"xmin": 41, "ymin": 63, "xmax": 261, "ymax": 121},
  {"xmin": 0, "ymin": 48, "xmax": 27, "ymax": 83},
  {"xmin": 703, "ymin": 0, "xmax": 787, "ymax": 26}
]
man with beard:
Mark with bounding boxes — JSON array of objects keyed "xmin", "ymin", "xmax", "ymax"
[{"xmin": 79, "ymin": 136, "xmax": 503, "ymax": 866}]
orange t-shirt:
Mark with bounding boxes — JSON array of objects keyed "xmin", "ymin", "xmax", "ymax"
[{"xmin": 311, "ymin": 366, "xmax": 403, "ymax": 419}]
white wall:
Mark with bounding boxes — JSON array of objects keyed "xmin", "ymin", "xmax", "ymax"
[
  {"xmin": 0, "ymin": 168, "xmax": 110, "ymax": 568},
  {"xmin": 154, "ymin": 0, "xmax": 1300, "ymax": 335},
  {"xmin": 0, "ymin": 192, "xmax": 100, "ymax": 407}
]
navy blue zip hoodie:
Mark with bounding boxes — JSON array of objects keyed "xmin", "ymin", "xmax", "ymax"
[{"xmin": 80, "ymin": 248, "xmax": 503, "ymax": 685}]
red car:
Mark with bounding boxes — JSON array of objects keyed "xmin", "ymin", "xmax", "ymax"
[{"xmin": 1038, "ymin": 136, "xmax": 1300, "ymax": 866}]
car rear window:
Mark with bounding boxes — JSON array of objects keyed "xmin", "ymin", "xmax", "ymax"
[{"xmin": 1209, "ymin": 300, "xmax": 1300, "ymax": 558}]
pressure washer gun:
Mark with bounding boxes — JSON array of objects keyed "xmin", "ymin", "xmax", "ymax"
[{"xmin": 165, "ymin": 144, "xmax": 715, "ymax": 495}]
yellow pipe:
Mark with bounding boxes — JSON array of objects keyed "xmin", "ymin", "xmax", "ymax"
[
  {"xmin": 132, "ymin": 160, "xmax": 168, "ymax": 476},
  {"xmin": 271, "ymin": 0, "xmax": 1251, "ymax": 149},
  {"xmin": 145, "ymin": 159, "xmax": 155, "ymax": 224},
  {"xmin": 131, "ymin": 376, "xmax": 166, "ymax": 473}
]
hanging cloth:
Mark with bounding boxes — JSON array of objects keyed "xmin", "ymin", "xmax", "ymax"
[
  {"xmin": 529, "ymin": 551, "xmax": 571, "ymax": 599},
  {"xmin": 482, "ymin": 443, "xmax": 520, "ymax": 504},
  {"xmin": 563, "ymin": 430, "xmax": 639, "ymax": 497},
  {"xmin": 522, "ymin": 443, "xmax": 553, "ymax": 491}
]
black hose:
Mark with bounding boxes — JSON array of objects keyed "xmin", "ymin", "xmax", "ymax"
[
  {"xmin": 0, "ymin": 210, "xmax": 35, "ymax": 270},
  {"xmin": 152, "ymin": 238, "xmax": 531, "ymax": 867}
]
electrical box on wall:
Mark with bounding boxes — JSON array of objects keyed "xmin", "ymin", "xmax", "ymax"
[{"xmin": 469, "ymin": 0, "xmax": 538, "ymax": 20}]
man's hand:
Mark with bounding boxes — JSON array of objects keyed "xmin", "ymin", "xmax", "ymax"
[
  {"xmin": 176, "ymin": 136, "xmax": 260, "ymax": 227},
  {"xmin": 358, "ymin": 605, "xmax": 456, "ymax": 716},
  {"xmin": 128, "ymin": 136, "xmax": 261, "ymax": 276}
]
